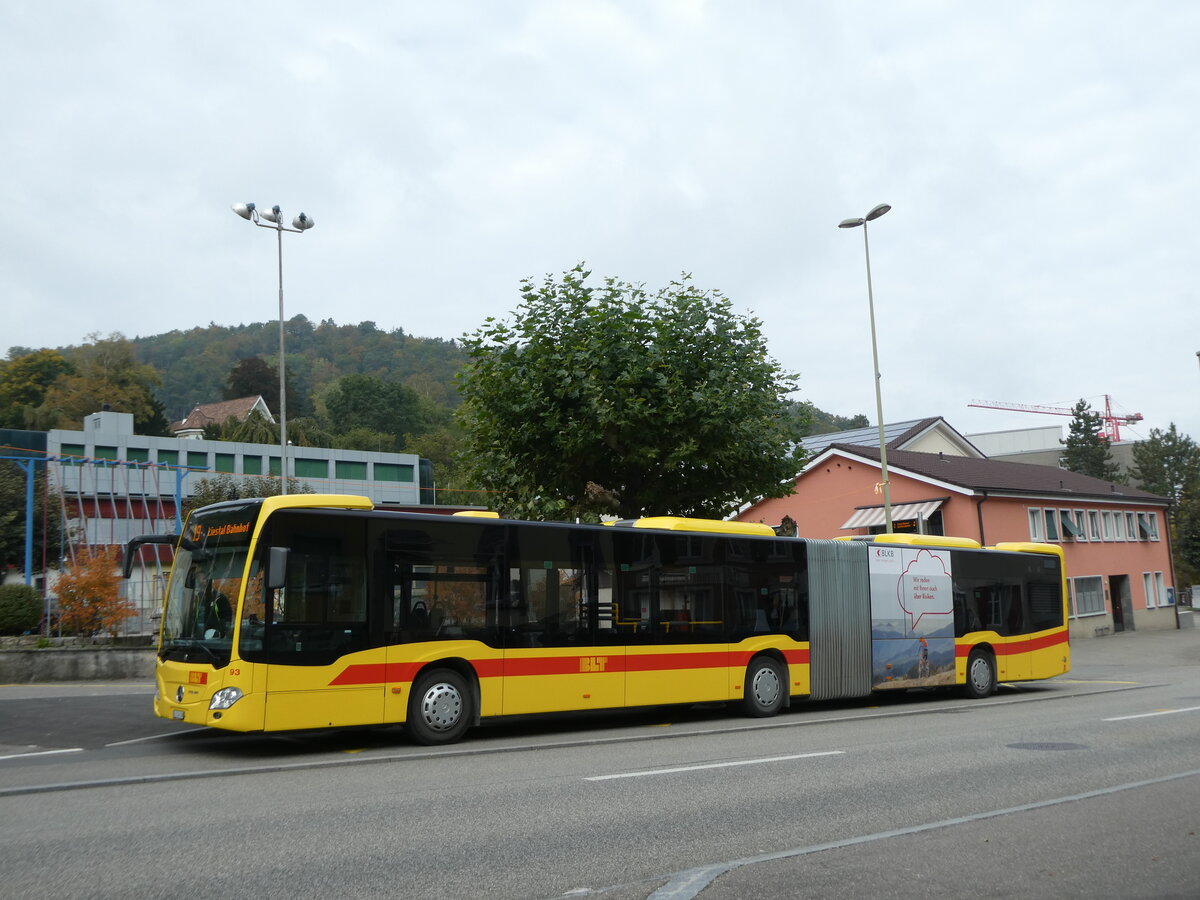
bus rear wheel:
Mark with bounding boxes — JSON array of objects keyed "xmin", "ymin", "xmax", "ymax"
[
  {"xmin": 407, "ymin": 668, "xmax": 473, "ymax": 745},
  {"xmin": 961, "ymin": 648, "xmax": 995, "ymax": 699},
  {"xmin": 742, "ymin": 656, "xmax": 786, "ymax": 717}
]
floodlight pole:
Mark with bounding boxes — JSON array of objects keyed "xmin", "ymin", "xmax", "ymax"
[
  {"xmin": 231, "ymin": 203, "xmax": 315, "ymax": 495},
  {"xmin": 839, "ymin": 204, "xmax": 894, "ymax": 533}
]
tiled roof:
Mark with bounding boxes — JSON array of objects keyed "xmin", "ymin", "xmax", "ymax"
[
  {"xmin": 822, "ymin": 443, "xmax": 1167, "ymax": 505},
  {"xmin": 171, "ymin": 396, "xmax": 271, "ymax": 433}
]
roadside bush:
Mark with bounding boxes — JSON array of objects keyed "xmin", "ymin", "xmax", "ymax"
[{"xmin": 0, "ymin": 583, "xmax": 42, "ymax": 635}]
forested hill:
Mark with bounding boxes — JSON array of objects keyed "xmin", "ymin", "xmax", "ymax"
[
  {"xmin": 132, "ymin": 316, "xmax": 466, "ymax": 420},
  {"xmin": 130, "ymin": 316, "xmax": 867, "ymax": 434}
]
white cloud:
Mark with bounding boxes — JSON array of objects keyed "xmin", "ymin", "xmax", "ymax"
[{"xmin": 0, "ymin": 1, "xmax": 1196, "ymax": 443}]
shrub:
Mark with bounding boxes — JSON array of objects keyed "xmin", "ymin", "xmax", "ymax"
[{"xmin": 0, "ymin": 583, "xmax": 42, "ymax": 635}]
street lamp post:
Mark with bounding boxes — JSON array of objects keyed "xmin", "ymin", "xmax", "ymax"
[
  {"xmin": 231, "ymin": 202, "xmax": 315, "ymax": 495},
  {"xmin": 839, "ymin": 203, "xmax": 893, "ymax": 533}
]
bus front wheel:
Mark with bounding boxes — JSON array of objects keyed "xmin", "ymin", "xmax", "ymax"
[
  {"xmin": 407, "ymin": 668, "xmax": 473, "ymax": 745},
  {"xmin": 742, "ymin": 656, "xmax": 786, "ymax": 717},
  {"xmin": 962, "ymin": 648, "xmax": 995, "ymax": 699}
]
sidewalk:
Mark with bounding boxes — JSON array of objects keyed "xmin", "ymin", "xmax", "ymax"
[
  {"xmin": 1069, "ymin": 621, "xmax": 1200, "ymax": 676},
  {"xmin": 0, "ymin": 679, "xmax": 155, "ymax": 700}
]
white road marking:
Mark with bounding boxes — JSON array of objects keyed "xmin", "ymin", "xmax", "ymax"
[
  {"xmin": 1103, "ymin": 704, "xmax": 1200, "ymax": 722},
  {"xmin": 646, "ymin": 767, "xmax": 1200, "ymax": 899},
  {"xmin": 106, "ymin": 731, "xmax": 198, "ymax": 747},
  {"xmin": 585, "ymin": 750, "xmax": 844, "ymax": 781},
  {"xmin": 0, "ymin": 747, "xmax": 83, "ymax": 761}
]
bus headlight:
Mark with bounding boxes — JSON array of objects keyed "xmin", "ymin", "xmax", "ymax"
[{"xmin": 209, "ymin": 687, "xmax": 244, "ymax": 710}]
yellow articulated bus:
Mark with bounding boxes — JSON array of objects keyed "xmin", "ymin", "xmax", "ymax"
[{"xmin": 124, "ymin": 494, "xmax": 1069, "ymax": 745}]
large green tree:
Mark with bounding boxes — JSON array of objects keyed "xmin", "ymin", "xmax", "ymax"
[
  {"xmin": 320, "ymin": 374, "xmax": 425, "ymax": 444},
  {"xmin": 0, "ymin": 349, "xmax": 73, "ymax": 428},
  {"xmin": 224, "ymin": 356, "xmax": 279, "ymax": 404},
  {"xmin": 34, "ymin": 334, "xmax": 167, "ymax": 434},
  {"xmin": 457, "ymin": 265, "xmax": 806, "ymax": 521},
  {"xmin": 1130, "ymin": 424, "xmax": 1200, "ymax": 591},
  {"xmin": 1176, "ymin": 496, "xmax": 1200, "ymax": 589},
  {"xmin": 1061, "ymin": 399, "xmax": 1121, "ymax": 481},
  {"xmin": 1129, "ymin": 423, "xmax": 1200, "ymax": 515},
  {"xmin": 404, "ymin": 424, "xmax": 480, "ymax": 506},
  {"xmin": 0, "ymin": 461, "xmax": 63, "ymax": 573}
]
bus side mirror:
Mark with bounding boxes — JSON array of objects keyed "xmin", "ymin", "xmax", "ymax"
[
  {"xmin": 267, "ymin": 547, "xmax": 289, "ymax": 590},
  {"xmin": 123, "ymin": 534, "xmax": 179, "ymax": 579}
]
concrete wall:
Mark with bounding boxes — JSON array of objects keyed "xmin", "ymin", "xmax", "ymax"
[{"xmin": 0, "ymin": 648, "xmax": 155, "ymax": 682}]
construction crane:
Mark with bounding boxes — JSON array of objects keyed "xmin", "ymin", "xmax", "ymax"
[{"xmin": 967, "ymin": 394, "xmax": 1143, "ymax": 442}]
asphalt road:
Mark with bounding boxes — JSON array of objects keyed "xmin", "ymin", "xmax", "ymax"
[{"xmin": 2, "ymin": 627, "xmax": 1199, "ymax": 899}]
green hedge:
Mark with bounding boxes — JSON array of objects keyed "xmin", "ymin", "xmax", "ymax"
[{"xmin": 0, "ymin": 584, "xmax": 42, "ymax": 635}]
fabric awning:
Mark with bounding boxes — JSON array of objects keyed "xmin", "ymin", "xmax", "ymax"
[{"xmin": 840, "ymin": 499, "xmax": 945, "ymax": 530}]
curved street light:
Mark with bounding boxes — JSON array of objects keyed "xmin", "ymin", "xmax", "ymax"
[
  {"xmin": 231, "ymin": 203, "xmax": 315, "ymax": 495},
  {"xmin": 839, "ymin": 203, "xmax": 893, "ymax": 533}
]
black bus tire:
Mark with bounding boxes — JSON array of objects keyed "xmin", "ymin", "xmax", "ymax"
[
  {"xmin": 407, "ymin": 668, "xmax": 473, "ymax": 745},
  {"xmin": 742, "ymin": 656, "xmax": 786, "ymax": 717},
  {"xmin": 961, "ymin": 648, "xmax": 996, "ymax": 699}
]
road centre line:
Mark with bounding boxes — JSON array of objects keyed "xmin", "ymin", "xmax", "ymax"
[
  {"xmin": 1103, "ymin": 704, "xmax": 1200, "ymax": 722},
  {"xmin": 585, "ymin": 750, "xmax": 844, "ymax": 781},
  {"xmin": 0, "ymin": 682, "xmax": 1153, "ymax": 798},
  {"xmin": 0, "ymin": 748, "xmax": 83, "ymax": 761}
]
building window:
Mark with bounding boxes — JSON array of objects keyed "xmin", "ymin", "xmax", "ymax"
[
  {"xmin": 1124, "ymin": 512, "xmax": 1137, "ymax": 541},
  {"xmin": 157, "ymin": 448, "xmax": 179, "ymax": 467},
  {"xmin": 270, "ymin": 456, "xmax": 281, "ymax": 476},
  {"xmin": 1101, "ymin": 511, "xmax": 1115, "ymax": 541},
  {"xmin": 215, "ymin": 453, "xmax": 235, "ymax": 474},
  {"xmin": 1059, "ymin": 510, "xmax": 1082, "ymax": 541},
  {"xmin": 1073, "ymin": 510, "xmax": 1087, "ymax": 542},
  {"xmin": 1087, "ymin": 510, "xmax": 1101, "ymax": 541},
  {"xmin": 1043, "ymin": 509, "xmax": 1060, "ymax": 542},
  {"xmin": 1137, "ymin": 512, "xmax": 1160, "ymax": 541},
  {"xmin": 1071, "ymin": 576, "xmax": 1105, "ymax": 617},
  {"xmin": 295, "ymin": 458, "xmax": 329, "ymax": 479},
  {"xmin": 187, "ymin": 451, "xmax": 208, "ymax": 470},
  {"xmin": 375, "ymin": 463, "xmax": 415, "ymax": 483},
  {"xmin": 95, "ymin": 445, "xmax": 118, "ymax": 461},
  {"xmin": 1157, "ymin": 572, "xmax": 1169, "ymax": 605},
  {"xmin": 1143, "ymin": 572, "xmax": 1156, "ymax": 608},
  {"xmin": 60, "ymin": 443, "xmax": 85, "ymax": 465},
  {"xmin": 243, "ymin": 455, "xmax": 262, "ymax": 475},
  {"xmin": 335, "ymin": 460, "xmax": 368, "ymax": 480},
  {"xmin": 126, "ymin": 447, "xmax": 150, "ymax": 465},
  {"xmin": 1029, "ymin": 509, "xmax": 1044, "ymax": 541}
]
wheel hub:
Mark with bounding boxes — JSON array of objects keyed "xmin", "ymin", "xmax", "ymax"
[
  {"xmin": 421, "ymin": 683, "xmax": 463, "ymax": 731},
  {"xmin": 752, "ymin": 667, "xmax": 780, "ymax": 706}
]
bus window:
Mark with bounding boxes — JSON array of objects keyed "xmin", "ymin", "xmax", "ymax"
[
  {"xmin": 1001, "ymin": 584, "xmax": 1024, "ymax": 635},
  {"xmin": 507, "ymin": 525, "xmax": 611, "ymax": 647},
  {"xmin": 1027, "ymin": 581, "xmax": 1063, "ymax": 631},
  {"xmin": 380, "ymin": 519, "xmax": 503, "ymax": 647},
  {"xmin": 260, "ymin": 514, "xmax": 369, "ymax": 666}
]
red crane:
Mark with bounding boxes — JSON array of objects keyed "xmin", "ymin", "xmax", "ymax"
[{"xmin": 967, "ymin": 394, "xmax": 1143, "ymax": 442}]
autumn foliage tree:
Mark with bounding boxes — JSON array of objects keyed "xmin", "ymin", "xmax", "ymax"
[{"xmin": 54, "ymin": 546, "xmax": 136, "ymax": 637}]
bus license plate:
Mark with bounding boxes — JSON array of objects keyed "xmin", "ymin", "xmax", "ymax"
[{"xmin": 172, "ymin": 709, "xmax": 185, "ymax": 720}]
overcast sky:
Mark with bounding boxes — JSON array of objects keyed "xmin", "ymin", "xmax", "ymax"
[{"xmin": 3, "ymin": 2, "xmax": 1196, "ymax": 443}]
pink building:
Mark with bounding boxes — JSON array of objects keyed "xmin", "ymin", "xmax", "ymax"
[{"xmin": 738, "ymin": 426, "xmax": 1176, "ymax": 639}]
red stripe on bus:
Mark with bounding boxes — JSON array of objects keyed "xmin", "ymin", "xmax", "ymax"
[
  {"xmin": 955, "ymin": 630, "xmax": 1068, "ymax": 658},
  {"xmin": 329, "ymin": 645, "xmax": 811, "ymax": 686}
]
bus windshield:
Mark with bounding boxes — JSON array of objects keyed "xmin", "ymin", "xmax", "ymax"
[{"xmin": 160, "ymin": 502, "xmax": 260, "ymax": 667}]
